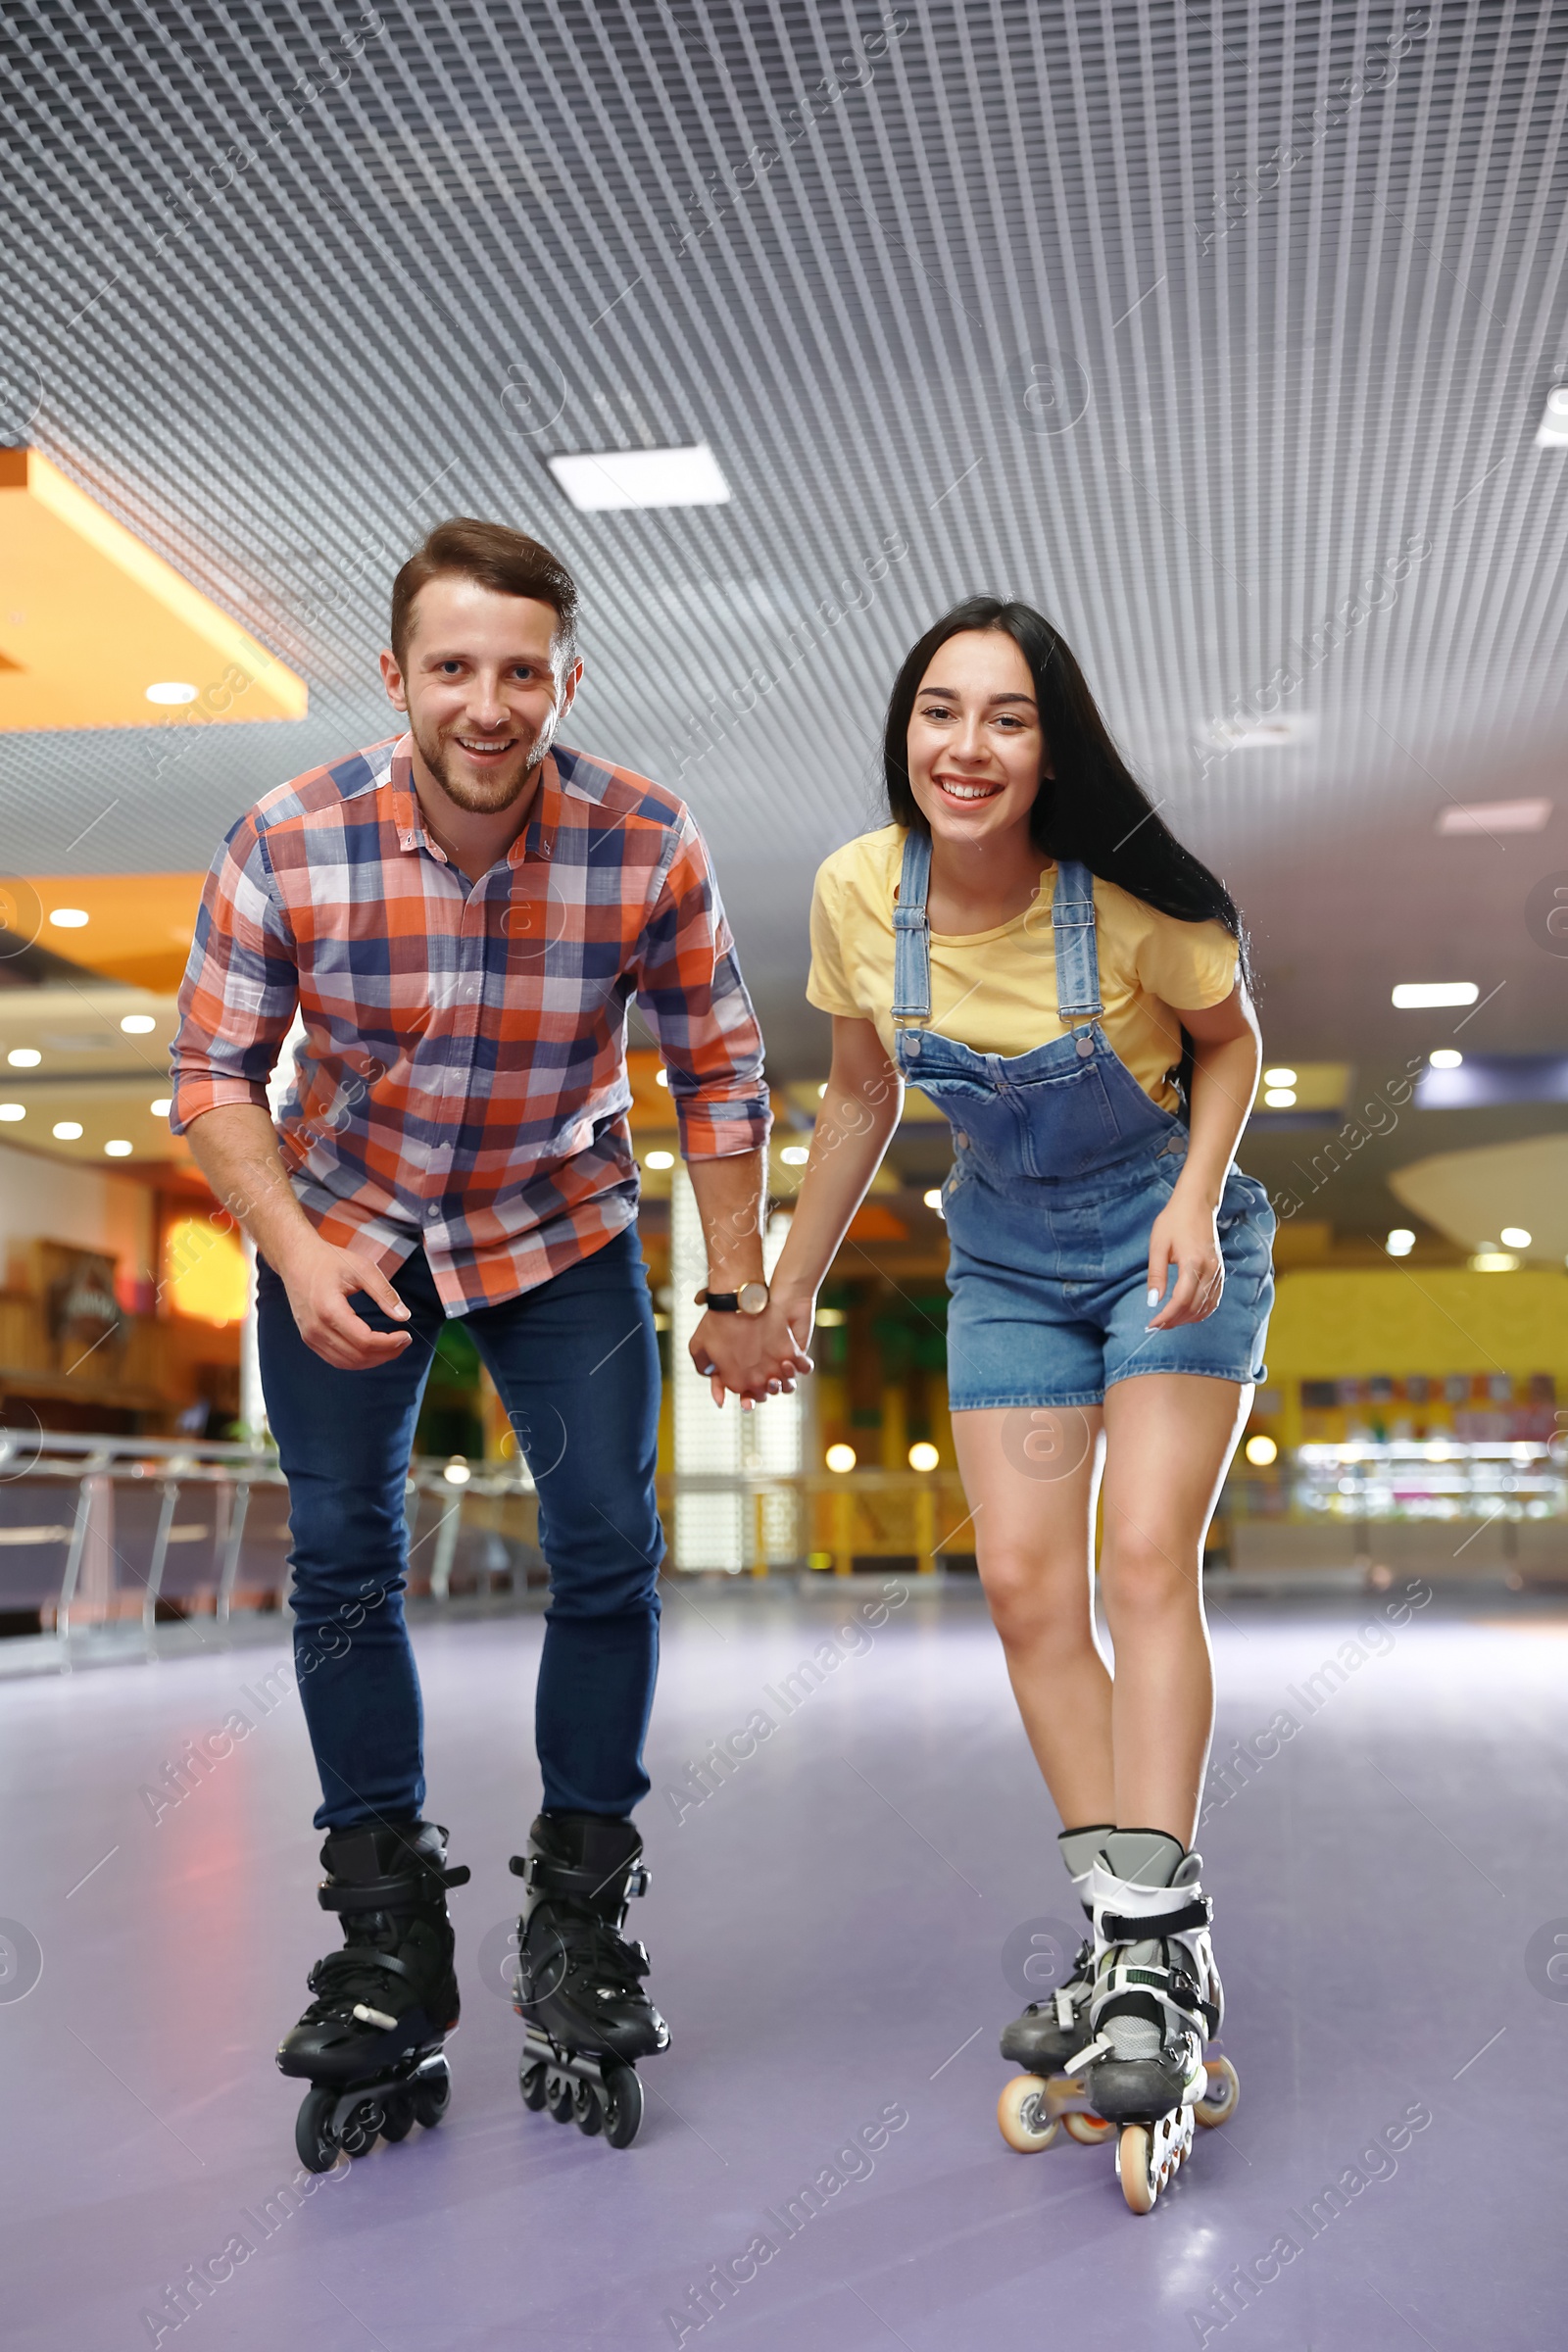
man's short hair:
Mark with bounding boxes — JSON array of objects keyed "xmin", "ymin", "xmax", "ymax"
[{"xmin": 391, "ymin": 517, "xmax": 579, "ymax": 668}]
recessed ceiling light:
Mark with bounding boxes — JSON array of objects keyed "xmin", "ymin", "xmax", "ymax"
[
  {"xmin": 1536, "ymin": 386, "xmax": 1568, "ymax": 448},
  {"xmin": 654, "ymin": 1067, "xmax": 669, "ymax": 1088},
  {"xmin": 1206, "ymin": 713, "xmax": 1315, "ymax": 751},
  {"xmin": 7, "ymin": 1047, "xmax": 40, "ymax": 1067},
  {"xmin": 1263, "ymin": 1087, "xmax": 1298, "ymax": 1107},
  {"xmin": 1392, "ymin": 982, "xmax": 1478, "ymax": 1008},
  {"xmin": 1386, "ymin": 1229, "xmax": 1415, "ymax": 1256},
  {"xmin": 48, "ymin": 907, "xmax": 89, "ymax": 928},
  {"xmin": 1500, "ymin": 1226, "xmax": 1533, "ymax": 1249},
  {"xmin": 923, "ymin": 1187, "xmax": 944, "ymax": 1212},
  {"xmin": 1428, "ymin": 1049, "xmax": 1463, "ymax": 1068},
  {"xmin": 1438, "ymin": 798, "xmax": 1551, "ymax": 835},
  {"xmin": 104, "ymin": 1138, "xmax": 132, "ymax": 1156},
  {"xmin": 780, "ymin": 1145, "xmax": 809, "ymax": 1166},
  {"xmin": 145, "ymin": 681, "xmax": 198, "ymax": 705},
  {"xmin": 120, "ymin": 1013, "xmax": 157, "ymax": 1034},
  {"xmin": 644, "ymin": 1149, "xmax": 674, "ymax": 1170},
  {"xmin": 547, "ymin": 443, "xmax": 731, "ymax": 512},
  {"xmin": 1263, "ymin": 1066, "xmax": 1297, "ymax": 1088},
  {"xmin": 0, "ymin": 1102, "xmax": 24, "ymax": 1122},
  {"xmin": 52, "ymin": 1119, "xmax": 82, "ymax": 1140},
  {"xmin": 150, "ymin": 1097, "xmax": 172, "ymax": 1116},
  {"xmin": 1469, "ymin": 1250, "xmax": 1519, "ymax": 1272}
]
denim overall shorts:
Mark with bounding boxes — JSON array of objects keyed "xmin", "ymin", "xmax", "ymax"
[{"xmin": 890, "ymin": 831, "xmax": 1275, "ymax": 1410}]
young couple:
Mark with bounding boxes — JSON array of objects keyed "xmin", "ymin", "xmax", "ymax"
[{"xmin": 172, "ymin": 517, "xmax": 1272, "ymax": 2194}]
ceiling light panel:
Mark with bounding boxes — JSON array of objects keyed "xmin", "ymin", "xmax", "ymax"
[
  {"xmin": 547, "ymin": 445, "xmax": 730, "ymax": 512},
  {"xmin": 1437, "ymin": 800, "xmax": 1552, "ymax": 834}
]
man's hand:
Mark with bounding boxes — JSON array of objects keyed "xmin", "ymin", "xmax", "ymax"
[
  {"xmin": 277, "ymin": 1234, "xmax": 414, "ymax": 1370},
  {"xmin": 688, "ymin": 1303, "xmax": 812, "ymax": 1407}
]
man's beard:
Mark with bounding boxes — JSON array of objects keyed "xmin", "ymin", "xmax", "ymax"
[{"xmin": 411, "ymin": 712, "xmax": 551, "ymax": 813}]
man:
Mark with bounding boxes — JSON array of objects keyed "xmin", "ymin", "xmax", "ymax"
[{"xmin": 172, "ymin": 517, "xmax": 785, "ymax": 2158}]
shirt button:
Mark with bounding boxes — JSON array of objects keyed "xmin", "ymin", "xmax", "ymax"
[{"xmin": 956, "ymin": 1132, "xmax": 969, "ymax": 1149}]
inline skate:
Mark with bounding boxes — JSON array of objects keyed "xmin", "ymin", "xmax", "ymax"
[
  {"xmin": 511, "ymin": 1811, "xmax": 669, "ymax": 2149},
  {"xmin": 275, "ymin": 1819, "xmax": 469, "ymax": 2172},
  {"xmin": 998, "ymin": 1824, "xmax": 1116, "ymax": 2154},
  {"xmin": 1075, "ymin": 1830, "xmax": 1239, "ymax": 2212}
]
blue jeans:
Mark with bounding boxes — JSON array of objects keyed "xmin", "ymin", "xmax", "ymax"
[{"xmin": 256, "ymin": 1227, "xmax": 663, "ymax": 1832}]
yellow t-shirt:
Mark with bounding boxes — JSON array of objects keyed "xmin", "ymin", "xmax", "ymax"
[{"xmin": 807, "ymin": 825, "xmax": 1239, "ymax": 1114}]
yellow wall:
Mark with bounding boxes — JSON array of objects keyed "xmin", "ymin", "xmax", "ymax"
[{"xmin": 1267, "ymin": 1267, "xmax": 1568, "ymax": 1381}]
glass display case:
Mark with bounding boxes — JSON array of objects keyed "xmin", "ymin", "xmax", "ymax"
[{"xmin": 1291, "ymin": 1439, "xmax": 1567, "ymax": 1524}]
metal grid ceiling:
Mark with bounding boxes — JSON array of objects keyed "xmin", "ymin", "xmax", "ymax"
[{"xmin": 2, "ymin": 1, "xmax": 1566, "ymax": 1066}]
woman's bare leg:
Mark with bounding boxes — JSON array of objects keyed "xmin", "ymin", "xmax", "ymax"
[
  {"xmin": 1098, "ymin": 1374, "xmax": 1251, "ymax": 1844},
  {"xmin": 950, "ymin": 1403, "xmax": 1111, "ymax": 1827}
]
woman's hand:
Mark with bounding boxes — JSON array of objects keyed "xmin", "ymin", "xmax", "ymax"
[
  {"xmin": 689, "ymin": 1295, "xmax": 815, "ymax": 1407},
  {"xmin": 1146, "ymin": 1182, "xmax": 1225, "ymax": 1329}
]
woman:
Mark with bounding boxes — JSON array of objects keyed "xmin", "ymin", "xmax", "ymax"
[{"xmin": 756, "ymin": 598, "xmax": 1274, "ymax": 2211}]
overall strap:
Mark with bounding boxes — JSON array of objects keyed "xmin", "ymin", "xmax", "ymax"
[
  {"xmin": 1052, "ymin": 859, "xmax": 1102, "ymax": 1021},
  {"xmin": 891, "ymin": 829, "xmax": 933, "ymax": 1025}
]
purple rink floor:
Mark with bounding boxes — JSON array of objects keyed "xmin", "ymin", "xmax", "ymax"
[{"xmin": 2, "ymin": 1578, "xmax": 1561, "ymax": 2352}]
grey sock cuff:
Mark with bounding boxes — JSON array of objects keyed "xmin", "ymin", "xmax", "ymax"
[
  {"xmin": 1102, "ymin": 1828, "xmax": 1186, "ymax": 1887},
  {"xmin": 1057, "ymin": 1823, "xmax": 1115, "ymax": 1883}
]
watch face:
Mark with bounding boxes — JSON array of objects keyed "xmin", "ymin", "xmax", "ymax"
[{"xmin": 737, "ymin": 1281, "xmax": 769, "ymax": 1316}]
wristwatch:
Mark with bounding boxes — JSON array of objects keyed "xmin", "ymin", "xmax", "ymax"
[{"xmin": 695, "ymin": 1281, "xmax": 770, "ymax": 1316}]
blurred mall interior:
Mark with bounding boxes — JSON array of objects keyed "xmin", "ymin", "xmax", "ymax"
[{"xmin": 2, "ymin": 6, "xmax": 1565, "ymax": 2350}]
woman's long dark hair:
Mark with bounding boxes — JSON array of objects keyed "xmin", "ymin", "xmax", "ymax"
[{"xmin": 883, "ymin": 597, "xmax": 1252, "ymax": 992}]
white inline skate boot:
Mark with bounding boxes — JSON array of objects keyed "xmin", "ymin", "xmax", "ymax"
[{"xmin": 1070, "ymin": 1830, "xmax": 1240, "ymax": 2212}]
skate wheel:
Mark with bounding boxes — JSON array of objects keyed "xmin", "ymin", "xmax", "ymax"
[
  {"xmin": 295, "ymin": 2085, "xmax": 339, "ymax": 2174},
  {"xmin": 1196, "ymin": 2054, "xmax": 1240, "ymax": 2129},
  {"xmin": 573, "ymin": 2079, "xmax": 603, "ymax": 2135},
  {"xmin": 997, "ymin": 2075, "xmax": 1060, "ymax": 2153},
  {"xmin": 340, "ymin": 2097, "xmax": 383, "ymax": 2156},
  {"xmin": 519, "ymin": 2056, "xmax": 549, "ymax": 2112},
  {"xmin": 1118, "ymin": 2124, "xmax": 1157, "ymax": 2214},
  {"xmin": 547, "ymin": 2072, "xmax": 576, "ymax": 2124},
  {"xmin": 600, "ymin": 2058, "xmax": 643, "ymax": 2150},
  {"xmin": 379, "ymin": 2092, "xmax": 415, "ymax": 2143},
  {"xmin": 1062, "ymin": 2109, "xmax": 1113, "ymax": 2146},
  {"xmin": 413, "ymin": 2060, "xmax": 451, "ymax": 2131}
]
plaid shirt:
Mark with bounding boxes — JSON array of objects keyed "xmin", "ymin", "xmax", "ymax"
[{"xmin": 172, "ymin": 733, "xmax": 769, "ymax": 1312}]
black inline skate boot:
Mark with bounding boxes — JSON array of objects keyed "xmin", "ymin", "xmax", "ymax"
[
  {"xmin": 1072, "ymin": 1830, "xmax": 1239, "ymax": 2213},
  {"xmin": 276, "ymin": 1818, "xmax": 469, "ymax": 2172},
  {"xmin": 510, "ymin": 1810, "xmax": 669, "ymax": 2149}
]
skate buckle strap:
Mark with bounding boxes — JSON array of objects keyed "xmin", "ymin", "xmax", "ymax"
[
  {"xmin": 1098, "ymin": 1961, "xmax": 1219, "ymax": 2039},
  {"xmin": 1054, "ymin": 1987, "xmax": 1075, "ymax": 2031},
  {"xmin": 1061, "ymin": 2033, "xmax": 1112, "ymax": 2074},
  {"xmin": 1100, "ymin": 1894, "xmax": 1210, "ymax": 1944},
  {"xmin": 508, "ymin": 1851, "xmax": 646, "ymax": 1902},
  {"xmin": 319, "ymin": 1859, "xmax": 469, "ymax": 1912}
]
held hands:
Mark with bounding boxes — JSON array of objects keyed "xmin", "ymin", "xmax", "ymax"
[
  {"xmin": 1146, "ymin": 1181, "xmax": 1225, "ymax": 1331},
  {"xmin": 688, "ymin": 1292, "xmax": 816, "ymax": 1408},
  {"xmin": 280, "ymin": 1233, "xmax": 414, "ymax": 1369}
]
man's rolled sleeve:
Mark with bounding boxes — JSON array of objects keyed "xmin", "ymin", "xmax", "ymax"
[
  {"xmin": 634, "ymin": 816, "xmax": 770, "ymax": 1161},
  {"xmin": 170, "ymin": 818, "xmax": 300, "ymax": 1135}
]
